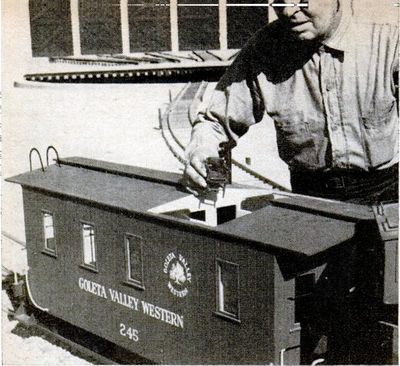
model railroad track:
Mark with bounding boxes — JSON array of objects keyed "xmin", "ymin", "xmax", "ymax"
[
  {"xmin": 23, "ymin": 51, "xmax": 239, "ymax": 84},
  {"xmin": 2, "ymin": 231, "xmax": 26, "ymax": 248},
  {"xmin": 159, "ymin": 82, "xmax": 195, "ymax": 165},
  {"xmin": 2, "ymin": 234, "xmax": 149, "ymax": 365},
  {"xmin": 160, "ymin": 82, "xmax": 290, "ymax": 192}
]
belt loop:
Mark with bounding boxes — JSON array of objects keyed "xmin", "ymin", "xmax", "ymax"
[{"xmin": 340, "ymin": 176, "xmax": 346, "ymax": 191}]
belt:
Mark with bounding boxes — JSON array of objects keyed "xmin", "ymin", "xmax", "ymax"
[{"xmin": 290, "ymin": 164, "xmax": 398, "ymax": 196}]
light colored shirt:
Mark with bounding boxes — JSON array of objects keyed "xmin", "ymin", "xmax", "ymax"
[{"xmin": 191, "ymin": 7, "xmax": 399, "ymax": 171}]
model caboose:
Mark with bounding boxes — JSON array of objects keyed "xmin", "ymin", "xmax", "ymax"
[{"xmin": 7, "ymin": 154, "xmax": 398, "ymax": 364}]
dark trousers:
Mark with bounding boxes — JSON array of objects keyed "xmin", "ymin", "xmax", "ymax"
[
  {"xmin": 290, "ymin": 164, "xmax": 398, "ymax": 205},
  {"xmin": 291, "ymin": 164, "xmax": 398, "ymax": 364}
]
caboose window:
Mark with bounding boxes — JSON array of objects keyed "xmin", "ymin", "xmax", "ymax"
[
  {"xmin": 215, "ymin": 259, "xmax": 240, "ymax": 322},
  {"xmin": 42, "ymin": 212, "xmax": 56, "ymax": 255},
  {"xmin": 124, "ymin": 234, "xmax": 144, "ymax": 289},
  {"xmin": 81, "ymin": 223, "xmax": 97, "ymax": 270}
]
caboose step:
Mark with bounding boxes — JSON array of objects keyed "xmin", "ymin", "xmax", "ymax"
[{"xmin": 13, "ymin": 304, "xmax": 37, "ymax": 326}]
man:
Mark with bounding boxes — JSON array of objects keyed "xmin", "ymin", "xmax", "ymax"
[{"xmin": 183, "ymin": 0, "xmax": 398, "ymax": 205}]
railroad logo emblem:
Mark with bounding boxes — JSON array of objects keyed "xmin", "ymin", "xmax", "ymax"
[{"xmin": 163, "ymin": 253, "xmax": 191, "ymax": 297}]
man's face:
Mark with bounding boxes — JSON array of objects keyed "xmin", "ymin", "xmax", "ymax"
[{"xmin": 274, "ymin": 0, "xmax": 342, "ymax": 41}]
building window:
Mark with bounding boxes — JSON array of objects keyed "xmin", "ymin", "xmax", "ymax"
[
  {"xmin": 79, "ymin": 0, "xmax": 122, "ymax": 55},
  {"xmin": 178, "ymin": 0, "xmax": 219, "ymax": 50},
  {"xmin": 128, "ymin": 0, "xmax": 171, "ymax": 52},
  {"xmin": 227, "ymin": 0, "xmax": 268, "ymax": 49},
  {"xmin": 81, "ymin": 223, "xmax": 97, "ymax": 270},
  {"xmin": 42, "ymin": 211, "xmax": 56, "ymax": 255},
  {"xmin": 216, "ymin": 259, "xmax": 240, "ymax": 322},
  {"xmin": 29, "ymin": 0, "xmax": 274, "ymax": 58},
  {"xmin": 29, "ymin": 0, "xmax": 73, "ymax": 57},
  {"xmin": 125, "ymin": 234, "xmax": 144, "ymax": 289}
]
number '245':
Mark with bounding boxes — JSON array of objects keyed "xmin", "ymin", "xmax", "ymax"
[{"xmin": 120, "ymin": 323, "xmax": 139, "ymax": 341}]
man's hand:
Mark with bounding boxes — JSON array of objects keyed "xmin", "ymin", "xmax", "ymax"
[
  {"xmin": 182, "ymin": 118, "xmax": 231, "ymax": 195},
  {"xmin": 183, "ymin": 141, "xmax": 220, "ymax": 195}
]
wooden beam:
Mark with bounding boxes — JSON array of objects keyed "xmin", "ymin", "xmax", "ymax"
[
  {"xmin": 70, "ymin": 0, "xmax": 81, "ymax": 56},
  {"xmin": 170, "ymin": 0, "xmax": 179, "ymax": 52},
  {"xmin": 219, "ymin": 0, "xmax": 228, "ymax": 50},
  {"xmin": 120, "ymin": 0, "xmax": 130, "ymax": 54}
]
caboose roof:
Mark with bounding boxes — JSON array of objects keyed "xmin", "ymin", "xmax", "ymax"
[
  {"xmin": 7, "ymin": 156, "xmax": 376, "ymax": 257},
  {"xmin": 7, "ymin": 157, "xmax": 190, "ymax": 213}
]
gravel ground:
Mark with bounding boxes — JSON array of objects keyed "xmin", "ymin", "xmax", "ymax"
[{"xmin": 2, "ymin": 290, "xmax": 92, "ymax": 365}]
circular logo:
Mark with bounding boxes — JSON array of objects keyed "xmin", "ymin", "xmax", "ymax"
[{"xmin": 163, "ymin": 253, "xmax": 192, "ymax": 298}]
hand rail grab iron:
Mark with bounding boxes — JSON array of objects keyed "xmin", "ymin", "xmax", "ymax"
[
  {"xmin": 29, "ymin": 148, "xmax": 45, "ymax": 172},
  {"xmin": 46, "ymin": 145, "xmax": 61, "ymax": 167}
]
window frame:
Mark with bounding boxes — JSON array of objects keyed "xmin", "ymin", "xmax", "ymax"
[
  {"xmin": 41, "ymin": 210, "xmax": 57, "ymax": 257},
  {"xmin": 80, "ymin": 221, "xmax": 98, "ymax": 273},
  {"xmin": 123, "ymin": 233, "xmax": 145, "ymax": 290},
  {"xmin": 214, "ymin": 258, "xmax": 241, "ymax": 323}
]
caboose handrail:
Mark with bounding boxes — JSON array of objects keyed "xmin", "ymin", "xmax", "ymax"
[
  {"xmin": 46, "ymin": 145, "xmax": 61, "ymax": 167},
  {"xmin": 311, "ymin": 358, "xmax": 325, "ymax": 366},
  {"xmin": 29, "ymin": 148, "xmax": 45, "ymax": 172},
  {"xmin": 279, "ymin": 345, "xmax": 300, "ymax": 365}
]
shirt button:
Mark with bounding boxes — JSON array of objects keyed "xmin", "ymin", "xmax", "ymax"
[
  {"xmin": 326, "ymin": 80, "xmax": 335, "ymax": 91},
  {"xmin": 331, "ymin": 123, "xmax": 338, "ymax": 131}
]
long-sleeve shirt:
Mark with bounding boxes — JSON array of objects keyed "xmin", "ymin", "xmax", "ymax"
[{"xmin": 191, "ymin": 8, "xmax": 399, "ymax": 172}]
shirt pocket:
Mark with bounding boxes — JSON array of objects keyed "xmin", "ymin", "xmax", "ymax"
[
  {"xmin": 274, "ymin": 119, "xmax": 310, "ymax": 139},
  {"xmin": 360, "ymin": 99, "xmax": 397, "ymax": 166},
  {"xmin": 361, "ymin": 99, "xmax": 396, "ymax": 137},
  {"xmin": 273, "ymin": 117, "xmax": 317, "ymax": 165},
  {"xmin": 272, "ymin": 109, "xmax": 314, "ymax": 148}
]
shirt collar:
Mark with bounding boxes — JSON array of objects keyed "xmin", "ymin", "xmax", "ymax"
[{"xmin": 322, "ymin": 2, "xmax": 353, "ymax": 52}]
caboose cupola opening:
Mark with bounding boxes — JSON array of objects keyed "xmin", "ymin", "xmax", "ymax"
[
  {"xmin": 216, "ymin": 205, "xmax": 236, "ymax": 225},
  {"xmin": 148, "ymin": 186, "xmax": 271, "ymax": 227},
  {"xmin": 188, "ymin": 210, "xmax": 206, "ymax": 222}
]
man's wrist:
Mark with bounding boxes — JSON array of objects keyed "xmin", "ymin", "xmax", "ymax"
[{"xmin": 191, "ymin": 122, "xmax": 228, "ymax": 154}]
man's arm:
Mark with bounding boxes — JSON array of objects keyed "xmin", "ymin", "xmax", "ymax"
[
  {"xmin": 392, "ymin": 54, "xmax": 398, "ymax": 108},
  {"xmin": 183, "ymin": 42, "xmax": 265, "ymax": 191},
  {"xmin": 391, "ymin": 24, "xmax": 399, "ymax": 107}
]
